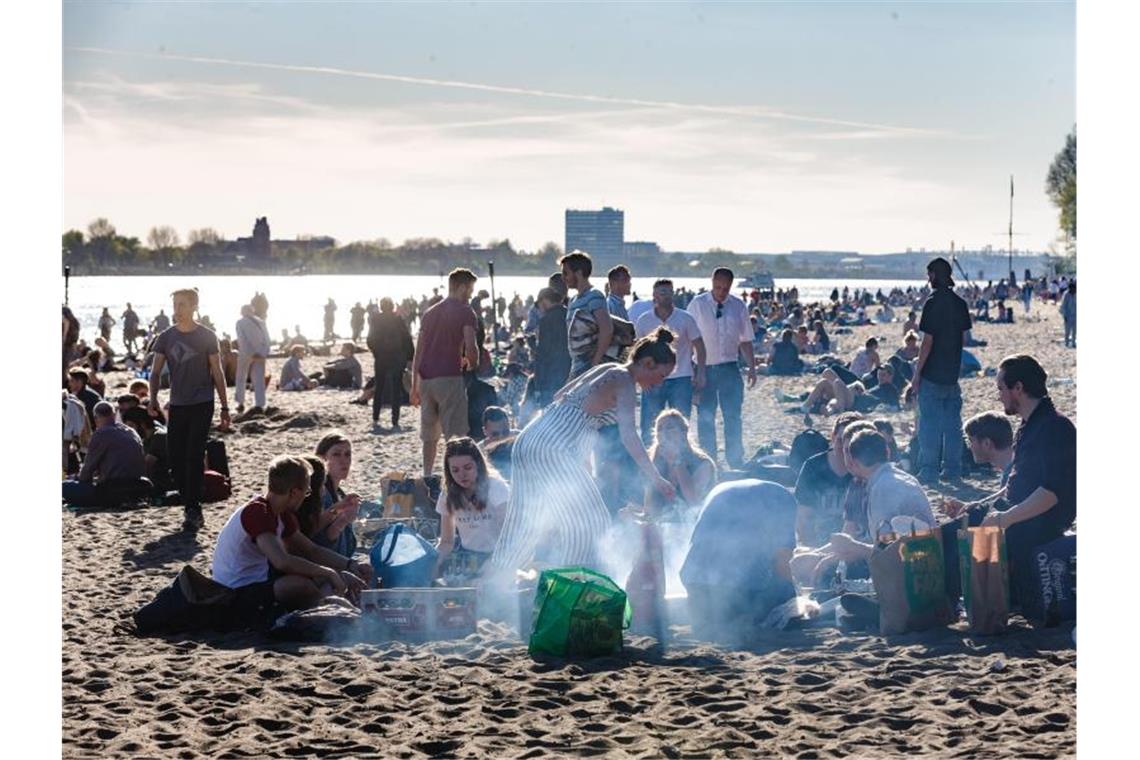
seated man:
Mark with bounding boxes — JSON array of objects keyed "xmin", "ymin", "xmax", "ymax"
[
  {"xmin": 866, "ymin": 364, "xmax": 902, "ymax": 410},
  {"xmin": 680, "ymin": 480, "xmax": 798, "ymax": 642},
  {"xmin": 117, "ymin": 393, "xmax": 141, "ymax": 418},
  {"xmin": 793, "ymin": 413, "xmax": 863, "ymax": 548},
  {"xmin": 279, "ymin": 345, "xmax": 318, "ymax": 391},
  {"xmin": 479, "ymin": 406, "xmax": 519, "ymax": 451},
  {"xmin": 211, "ymin": 455, "xmax": 367, "ymax": 618},
  {"xmin": 62, "ymin": 401, "xmax": 147, "ymax": 507},
  {"xmin": 796, "ymin": 424, "xmax": 935, "ymax": 586},
  {"xmin": 957, "ymin": 355, "xmax": 1075, "ymax": 604},
  {"xmin": 67, "ymin": 368, "xmax": 103, "ymax": 426},
  {"xmin": 121, "ymin": 407, "xmax": 172, "ymax": 495}
]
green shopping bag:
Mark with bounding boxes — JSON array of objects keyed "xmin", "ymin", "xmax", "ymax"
[
  {"xmin": 870, "ymin": 530, "xmax": 954, "ymax": 635},
  {"xmin": 527, "ymin": 567, "xmax": 632, "ymax": 657}
]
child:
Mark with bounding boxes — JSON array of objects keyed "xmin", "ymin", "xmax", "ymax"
[{"xmin": 211, "ymin": 455, "xmax": 366, "ymax": 615}]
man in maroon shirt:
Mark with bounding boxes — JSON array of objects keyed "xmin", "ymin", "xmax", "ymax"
[{"xmin": 411, "ymin": 268, "xmax": 480, "ymax": 475}]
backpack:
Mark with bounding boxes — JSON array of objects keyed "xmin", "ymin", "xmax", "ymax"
[
  {"xmin": 788, "ymin": 429, "xmax": 829, "ymax": 474},
  {"xmin": 201, "ymin": 470, "xmax": 232, "ymax": 504},
  {"xmin": 205, "ymin": 438, "xmax": 229, "ymax": 477},
  {"xmin": 133, "ymin": 565, "xmax": 241, "ymax": 635}
]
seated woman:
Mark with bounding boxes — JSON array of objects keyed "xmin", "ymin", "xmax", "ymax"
[
  {"xmin": 680, "ymin": 480, "xmax": 798, "ymax": 642},
  {"xmin": 647, "ymin": 410, "xmax": 716, "ymax": 513},
  {"xmin": 759, "ymin": 329, "xmax": 803, "ymax": 376},
  {"xmin": 323, "ymin": 343, "xmax": 363, "ymax": 389},
  {"xmin": 434, "ymin": 437, "xmax": 510, "ymax": 580},
  {"xmin": 808, "ymin": 320, "xmax": 830, "ymax": 355},
  {"xmin": 792, "ymin": 325, "xmax": 810, "ymax": 353},
  {"xmin": 309, "ymin": 433, "xmax": 371, "ymax": 583},
  {"xmin": 896, "ymin": 330, "xmax": 920, "ymax": 361},
  {"xmin": 279, "ymin": 345, "xmax": 318, "ymax": 391}
]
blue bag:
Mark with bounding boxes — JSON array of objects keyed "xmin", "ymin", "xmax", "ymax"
[{"xmin": 369, "ymin": 523, "xmax": 438, "ymax": 589}]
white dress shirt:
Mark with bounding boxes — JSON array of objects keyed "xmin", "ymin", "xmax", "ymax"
[{"xmin": 687, "ymin": 292, "xmax": 753, "ymax": 365}]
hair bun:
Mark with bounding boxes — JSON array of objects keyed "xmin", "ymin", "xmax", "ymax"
[{"xmin": 654, "ymin": 327, "xmax": 675, "ymax": 345}]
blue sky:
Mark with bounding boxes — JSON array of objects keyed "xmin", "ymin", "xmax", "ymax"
[{"xmin": 63, "ymin": 1, "xmax": 1075, "ymax": 253}]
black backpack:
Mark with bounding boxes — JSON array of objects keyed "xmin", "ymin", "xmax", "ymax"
[
  {"xmin": 788, "ymin": 429, "xmax": 830, "ymax": 474},
  {"xmin": 133, "ymin": 565, "xmax": 259, "ymax": 635}
]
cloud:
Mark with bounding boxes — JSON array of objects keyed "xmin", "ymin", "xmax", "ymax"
[{"xmin": 66, "ymin": 46, "xmax": 951, "ymax": 138}]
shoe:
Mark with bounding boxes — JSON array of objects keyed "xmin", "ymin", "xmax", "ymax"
[
  {"xmin": 182, "ymin": 506, "xmax": 204, "ymax": 531},
  {"xmin": 840, "ymin": 593, "xmax": 880, "ymax": 627}
]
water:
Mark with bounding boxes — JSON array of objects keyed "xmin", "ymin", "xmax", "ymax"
[{"xmin": 64, "ymin": 274, "xmax": 926, "ymax": 347}]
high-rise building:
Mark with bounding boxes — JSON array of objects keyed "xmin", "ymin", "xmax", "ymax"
[{"xmin": 565, "ymin": 207, "xmax": 624, "ymax": 270}]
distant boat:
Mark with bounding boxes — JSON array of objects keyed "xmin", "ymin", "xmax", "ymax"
[{"xmin": 738, "ymin": 271, "xmax": 775, "ymax": 292}]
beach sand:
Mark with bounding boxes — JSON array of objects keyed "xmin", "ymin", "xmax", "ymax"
[{"xmin": 62, "ymin": 304, "xmax": 1076, "ymax": 757}]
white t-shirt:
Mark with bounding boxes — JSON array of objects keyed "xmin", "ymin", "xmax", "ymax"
[
  {"xmin": 634, "ymin": 307, "xmax": 703, "ymax": 379},
  {"xmin": 435, "ymin": 476, "xmax": 509, "ymax": 553},
  {"xmin": 211, "ymin": 497, "xmax": 300, "ymax": 589},
  {"xmin": 627, "ymin": 298, "xmax": 654, "ymax": 326}
]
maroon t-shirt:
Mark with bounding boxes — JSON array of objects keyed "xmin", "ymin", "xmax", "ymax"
[{"xmin": 418, "ymin": 298, "xmax": 478, "ymax": 379}]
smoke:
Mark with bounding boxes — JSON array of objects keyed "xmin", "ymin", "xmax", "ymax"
[{"xmin": 595, "ymin": 518, "xmax": 695, "ymax": 598}]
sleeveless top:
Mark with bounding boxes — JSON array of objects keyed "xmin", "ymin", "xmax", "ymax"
[{"xmin": 514, "ymin": 366, "xmax": 622, "ymax": 465}]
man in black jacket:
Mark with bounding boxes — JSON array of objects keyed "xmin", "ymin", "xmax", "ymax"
[{"xmin": 367, "ymin": 297, "xmax": 414, "ymax": 430}]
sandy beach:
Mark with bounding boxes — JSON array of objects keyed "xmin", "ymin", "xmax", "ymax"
[{"xmin": 62, "ymin": 305, "xmax": 1076, "ymax": 758}]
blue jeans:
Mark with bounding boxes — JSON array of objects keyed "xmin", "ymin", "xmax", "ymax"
[
  {"xmin": 697, "ymin": 362, "xmax": 745, "ymax": 468},
  {"xmin": 917, "ymin": 379, "xmax": 964, "ymax": 479},
  {"xmin": 640, "ymin": 376, "xmax": 695, "ymax": 445},
  {"xmin": 1064, "ymin": 318, "xmax": 1076, "ymax": 347}
]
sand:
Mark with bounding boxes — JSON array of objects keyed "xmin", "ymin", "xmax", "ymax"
[{"xmin": 62, "ymin": 303, "xmax": 1076, "ymax": 758}]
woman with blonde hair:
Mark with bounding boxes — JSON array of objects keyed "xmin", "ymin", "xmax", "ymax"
[{"xmin": 647, "ymin": 410, "xmax": 717, "ymax": 510}]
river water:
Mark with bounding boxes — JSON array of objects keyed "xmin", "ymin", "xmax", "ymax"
[{"xmin": 65, "ymin": 274, "xmax": 925, "ymax": 346}]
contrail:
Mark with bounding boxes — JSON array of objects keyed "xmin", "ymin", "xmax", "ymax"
[{"xmin": 66, "ymin": 46, "xmax": 946, "ymax": 137}]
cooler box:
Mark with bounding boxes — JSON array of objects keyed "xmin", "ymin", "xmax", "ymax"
[{"xmin": 359, "ymin": 587, "xmax": 477, "ymax": 642}]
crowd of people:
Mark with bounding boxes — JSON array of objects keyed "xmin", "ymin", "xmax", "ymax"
[{"xmin": 62, "ymin": 253, "xmax": 1077, "ymax": 642}]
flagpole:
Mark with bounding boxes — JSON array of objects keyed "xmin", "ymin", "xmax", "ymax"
[{"xmin": 1008, "ymin": 174, "xmax": 1014, "ymax": 282}]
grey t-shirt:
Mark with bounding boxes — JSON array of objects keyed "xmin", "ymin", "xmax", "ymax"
[{"xmin": 153, "ymin": 325, "xmax": 219, "ymax": 406}]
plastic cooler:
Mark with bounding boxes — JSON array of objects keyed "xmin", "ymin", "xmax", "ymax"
[{"xmin": 359, "ymin": 587, "xmax": 477, "ymax": 642}]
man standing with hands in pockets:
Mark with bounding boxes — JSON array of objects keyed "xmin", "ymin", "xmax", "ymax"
[{"xmin": 149, "ymin": 287, "xmax": 231, "ymax": 531}]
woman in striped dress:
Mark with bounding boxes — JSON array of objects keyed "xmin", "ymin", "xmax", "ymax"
[{"xmin": 490, "ymin": 328, "xmax": 680, "ymax": 575}]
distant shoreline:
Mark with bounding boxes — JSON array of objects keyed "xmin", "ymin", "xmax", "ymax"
[{"xmin": 65, "ymin": 268, "xmax": 933, "ymax": 281}]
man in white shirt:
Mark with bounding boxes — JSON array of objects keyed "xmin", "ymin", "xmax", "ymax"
[
  {"xmin": 687, "ymin": 268, "xmax": 757, "ymax": 468},
  {"xmin": 634, "ymin": 279, "xmax": 707, "ymax": 445},
  {"xmin": 627, "ymin": 294, "xmax": 654, "ymax": 326}
]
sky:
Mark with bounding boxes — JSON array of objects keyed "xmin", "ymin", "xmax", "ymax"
[{"xmin": 62, "ymin": 1, "xmax": 1075, "ymax": 254}]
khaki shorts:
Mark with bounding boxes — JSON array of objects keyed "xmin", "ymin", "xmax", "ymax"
[{"xmin": 420, "ymin": 376, "xmax": 469, "ymax": 442}]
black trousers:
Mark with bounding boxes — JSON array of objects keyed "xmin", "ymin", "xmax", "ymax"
[
  {"xmin": 372, "ymin": 356, "xmax": 405, "ymax": 425},
  {"xmin": 167, "ymin": 401, "xmax": 214, "ymax": 511}
]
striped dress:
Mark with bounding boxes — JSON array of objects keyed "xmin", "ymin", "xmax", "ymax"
[{"xmin": 490, "ymin": 372, "xmax": 618, "ymax": 573}]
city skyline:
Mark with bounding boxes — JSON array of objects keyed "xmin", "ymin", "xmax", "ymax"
[{"xmin": 64, "ymin": 2, "xmax": 1075, "ymax": 254}]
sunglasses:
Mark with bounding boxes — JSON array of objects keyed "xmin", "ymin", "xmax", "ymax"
[{"xmin": 715, "ymin": 302, "xmax": 723, "ymax": 319}]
